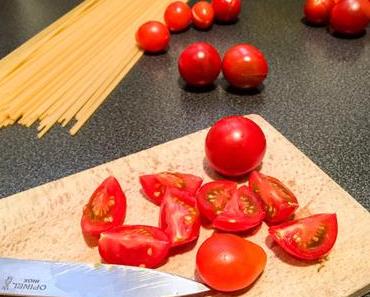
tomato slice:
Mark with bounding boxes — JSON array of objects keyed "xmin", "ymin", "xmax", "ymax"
[
  {"xmin": 269, "ymin": 214, "xmax": 338, "ymax": 260},
  {"xmin": 140, "ymin": 172, "xmax": 203, "ymax": 205},
  {"xmin": 81, "ymin": 176, "xmax": 126, "ymax": 238},
  {"xmin": 248, "ymin": 171, "xmax": 298, "ymax": 224},
  {"xmin": 213, "ymin": 185, "xmax": 265, "ymax": 232},
  {"xmin": 159, "ymin": 188, "xmax": 200, "ymax": 247},
  {"xmin": 196, "ymin": 180, "xmax": 237, "ymax": 222},
  {"xmin": 98, "ymin": 225, "xmax": 170, "ymax": 268}
]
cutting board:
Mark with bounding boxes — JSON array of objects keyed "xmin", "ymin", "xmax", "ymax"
[{"xmin": 0, "ymin": 114, "xmax": 369, "ymax": 297}]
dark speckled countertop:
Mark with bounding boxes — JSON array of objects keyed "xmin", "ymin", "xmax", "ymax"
[{"xmin": 0, "ymin": 0, "xmax": 369, "ymax": 211}]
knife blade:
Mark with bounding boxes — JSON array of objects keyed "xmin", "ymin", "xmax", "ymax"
[{"xmin": 0, "ymin": 257, "xmax": 210, "ymax": 297}]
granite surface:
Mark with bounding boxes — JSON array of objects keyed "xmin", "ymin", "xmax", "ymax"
[{"xmin": 0, "ymin": 0, "xmax": 369, "ymax": 214}]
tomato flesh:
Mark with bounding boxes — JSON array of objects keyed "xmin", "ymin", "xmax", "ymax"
[
  {"xmin": 164, "ymin": 1, "xmax": 192, "ymax": 32},
  {"xmin": 213, "ymin": 185, "xmax": 265, "ymax": 232},
  {"xmin": 269, "ymin": 213, "xmax": 338, "ymax": 260},
  {"xmin": 81, "ymin": 176, "xmax": 126, "ymax": 238},
  {"xmin": 159, "ymin": 188, "xmax": 200, "ymax": 247},
  {"xmin": 205, "ymin": 116, "xmax": 267, "ymax": 176},
  {"xmin": 304, "ymin": 0, "xmax": 335, "ymax": 25},
  {"xmin": 140, "ymin": 172, "xmax": 203, "ymax": 205},
  {"xmin": 212, "ymin": 0, "xmax": 241, "ymax": 23},
  {"xmin": 192, "ymin": 1, "xmax": 215, "ymax": 30},
  {"xmin": 196, "ymin": 233, "xmax": 267, "ymax": 292},
  {"xmin": 98, "ymin": 225, "xmax": 170, "ymax": 268},
  {"xmin": 136, "ymin": 21, "xmax": 170, "ymax": 53},
  {"xmin": 249, "ymin": 171, "xmax": 299, "ymax": 224}
]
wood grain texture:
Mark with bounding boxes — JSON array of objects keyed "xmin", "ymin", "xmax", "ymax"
[{"xmin": 0, "ymin": 114, "xmax": 369, "ymax": 297}]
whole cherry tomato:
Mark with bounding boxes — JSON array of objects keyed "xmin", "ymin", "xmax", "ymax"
[
  {"xmin": 222, "ymin": 44, "xmax": 269, "ymax": 89},
  {"xmin": 196, "ymin": 233, "xmax": 267, "ymax": 292},
  {"xmin": 330, "ymin": 0, "xmax": 369, "ymax": 35},
  {"xmin": 205, "ymin": 116, "xmax": 266, "ymax": 176},
  {"xmin": 304, "ymin": 0, "xmax": 335, "ymax": 25},
  {"xmin": 212, "ymin": 0, "xmax": 241, "ymax": 23},
  {"xmin": 192, "ymin": 1, "xmax": 215, "ymax": 30},
  {"xmin": 178, "ymin": 42, "xmax": 222, "ymax": 87},
  {"xmin": 164, "ymin": 1, "xmax": 192, "ymax": 32},
  {"xmin": 136, "ymin": 21, "xmax": 170, "ymax": 53}
]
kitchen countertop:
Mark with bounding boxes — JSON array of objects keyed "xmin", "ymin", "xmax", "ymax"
[{"xmin": 0, "ymin": 0, "xmax": 369, "ymax": 213}]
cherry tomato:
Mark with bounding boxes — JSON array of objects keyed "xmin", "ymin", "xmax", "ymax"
[
  {"xmin": 159, "ymin": 188, "xmax": 200, "ymax": 247},
  {"xmin": 304, "ymin": 0, "xmax": 335, "ymax": 25},
  {"xmin": 191, "ymin": 1, "xmax": 215, "ymax": 30},
  {"xmin": 196, "ymin": 233, "xmax": 267, "ymax": 292},
  {"xmin": 140, "ymin": 172, "xmax": 203, "ymax": 205},
  {"xmin": 136, "ymin": 21, "xmax": 170, "ymax": 53},
  {"xmin": 205, "ymin": 116, "xmax": 266, "ymax": 176},
  {"xmin": 269, "ymin": 213, "xmax": 338, "ymax": 260},
  {"xmin": 81, "ymin": 176, "xmax": 126, "ymax": 238},
  {"xmin": 330, "ymin": 0, "xmax": 369, "ymax": 35},
  {"xmin": 164, "ymin": 1, "xmax": 192, "ymax": 32},
  {"xmin": 196, "ymin": 180, "xmax": 238, "ymax": 222},
  {"xmin": 222, "ymin": 44, "xmax": 269, "ymax": 89},
  {"xmin": 178, "ymin": 42, "xmax": 222, "ymax": 87},
  {"xmin": 213, "ymin": 185, "xmax": 266, "ymax": 232},
  {"xmin": 212, "ymin": 0, "xmax": 241, "ymax": 23},
  {"xmin": 248, "ymin": 171, "xmax": 299, "ymax": 224},
  {"xmin": 98, "ymin": 225, "xmax": 170, "ymax": 268}
]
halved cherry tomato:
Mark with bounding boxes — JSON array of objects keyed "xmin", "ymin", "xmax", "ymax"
[
  {"xmin": 196, "ymin": 180, "xmax": 237, "ymax": 222},
  {"xmin": 205, "ymin": 116, "xmax": 266, "ymax": 176},
  {"xmin": 330, "ymin": 0, "xmax": 369, "ymax": 35},
  {"xmin": 81, "ymin": 176, "xmax": 126, "ymax": 238},
  {"xmin": 196, "ymin": 233, "xmax": 267, "ymax": 292},
  {"xmin": 98, "ymin": 225, "xmax": 170, "ymax": 268},
  {"xmin": 304, "ymin": 0, "xmax": 335, "ymax": 25},
  {"xmin": 136, "ymin": 21, "xmax": 170, "ymax": 53},
  {"xmin": 269, "ymin": 213, "xmax": 338, "ymax": 260},
  {"xmin": 248, "ymin": 171, "xmax": 299, "ymax": 224},
  {"xmin": 192, "ymin": 1, "xmax": 215, "ymax": 30},
  {"xmin": 164, "ymin": 1, "xmax": 192, "ymax": 32},
  {"xmin": 213, "ymin": 185, "xmax": 265, "ymax": 232},
  {"xmin": 212, "ymin": 0, "xmax": 241, "ymax": 23},
  {"xmin": 159, "ymin": 188, "xmax": 200, "ymax": 247},
  {"xmin": 140, "ymin": 172, "xmax": 203, "ymax": 205}
]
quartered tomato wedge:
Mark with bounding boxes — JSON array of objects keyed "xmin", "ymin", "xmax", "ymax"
[
  {"xmin": 159, "ymin": 188, "xmax": 200, "ymax": 247},
  {"xmin": 248, "ymin": 171, "xmax": 299, "ymax": 224},
  {"xmin": 140, "ymin": 172, "xmax": 203, "ymax": 205},
  {"xmin": 196, "ymin": 180, "xmax": 237, "ymax": 222},
  {"xmin": 81, "ymin": 176, "xmax": 126, "ymax": 238},
  {"xmin": 269, "ymin": 213, "xmax": 338, "ymax": 261},
  {"xmin": 98, "ymin": 225, "xmax": 171, "ymax": 268},
  {"xmin": 213, "ymin": 185, "xmax": 265, "ymax": 232}
]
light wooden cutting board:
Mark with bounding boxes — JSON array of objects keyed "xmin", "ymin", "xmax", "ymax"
[{"xmin": 0, "ymin": 114, "xmax": 369, "ymax": 297}]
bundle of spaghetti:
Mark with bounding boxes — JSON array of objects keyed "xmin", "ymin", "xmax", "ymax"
[{"xmin": 0, "ymin": 0, "xmax": 185, "ymax": 137}]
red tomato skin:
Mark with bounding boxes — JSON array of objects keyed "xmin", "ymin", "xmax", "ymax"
[
  {"xmin": 269, "ymin": 214, "xmax": 338, "ymax": 260},
  {"xmin": 81, "ymin": 176, "xmax": 126, "ymax": 238},
  {"xmin": 159, "ymin": 188, "xmax": 200, "ymax": 247},
  {"xmin": 196, "ymin": 180, "xmax": 238, "ymax": 222},
  {"xmin": 98, "ymin": 225, "xmax": 170, "ymax": 268},
  {"xmin": 248, "ymin": 171, "xmax": 299, "ymax": 224},
  {"xmin": 192, "ymin": 1, "xmax": 215, "ymax": 30},
  {"xmin": 212, "ymin": 0, "xmax": 241, "ymax": 22},
  {"xmin": 222, "ymin": 44, "xmax": 269, "ymax": 89},
  {"xmin": 136, "ymin": 21, "xmax": 170, "ymax": 53},
  {"xmin": 213, "ymin": 185, "xmax": 266, "ymax": 232},
  {"xmin": 164, "ymin": 2, "xmax": 192, "ymax": 32},
  {"xmin": 304, "ymin": 0, "xmax": 335, "ymax": 25},
  {"xmin": 178, "ymin": 42, "xmax": 222, "ymax": 86},
  {"xmin": 205, "ymin": 116, "xmax": 266, "ymax": 176},
  {"xmin": 140, "ymin": 172, "xmax": 203, "ymax": 205},
  {"xmin": 196, "ymin": 234, "xmax": 267, "ymax": 292},
  {"xmin": 330, "ymin": 0, "xmax": 369, "ymax": 35}
]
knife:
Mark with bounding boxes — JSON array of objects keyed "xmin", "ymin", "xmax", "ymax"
[{"xmin": 0, "ymin": 257, "xmax": 210, "ymax": 297}]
